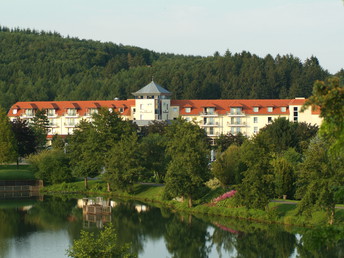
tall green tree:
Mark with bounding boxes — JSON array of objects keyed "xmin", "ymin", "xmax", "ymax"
[
  {"xmin": 296, "ymin": 77, "xmax": 344, "ymax": 224},
  {"xmin": 139, "ymin": 133, "xmax": 169, "ymax": 183},
  {"xmin": 68, "ymin": 121, "xmax": 102, "ymax": 188},
  {"xmin": 211, "ymin": 144, "xmax": 246, "ymax": 187},
  {"xmin": 104, "ymin": 133, "xmax": 143, "ymax": 192},
  {"xmin": 0, "ymin": 107, "xmax": 17, "ymax": 164},
  {"xmin": 68, "ymin": 109, "xmax": 133, "ymax": 188},
  {"xmin": 11, "ymin": 118, "xmax": 36, "ymax": 164},
  {"xmin": 303, "ymin": 77, "xmax": 344, "ymax": 153},
  {"xmin": 164, "ymin": 118, "xmax": 210, "ymax": 207},
  {"xmin": 296, "ymin": 136, "xmax": 343, "ymax": 224},
  {"xmin": 31, "ymin": 109, "xmax": 49, "ymax": 151},
  {"xmin": 235, "ymin": 139, "xmax": 274, "ymax": 210}
]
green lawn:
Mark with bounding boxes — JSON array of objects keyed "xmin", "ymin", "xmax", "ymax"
[{"xmin": 0, "ymin": 165, "xmax": 36, "ymax": 180}]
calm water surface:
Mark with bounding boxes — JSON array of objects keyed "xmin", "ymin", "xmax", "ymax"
[{"xmin": 0, "ymin": 196, "xmax": 343, "ymax": 258}]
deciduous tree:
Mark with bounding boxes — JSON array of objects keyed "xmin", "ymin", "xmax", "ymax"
[{"xmin": 164, "ymin": 118, "xmax": 210, "ymax": 207}]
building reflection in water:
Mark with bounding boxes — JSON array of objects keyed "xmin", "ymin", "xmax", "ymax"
[
  {"xmin": 77, "ymin": 197, "xmax": 150, "ymax": 228},
  {"xmin": 79, "ymin": 197, "xmax": 112, "ymax": 229}
]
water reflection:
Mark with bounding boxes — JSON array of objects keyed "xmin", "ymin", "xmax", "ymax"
[{"xmin": 0, "ymin": 196, "xmax": 343, "ymax": 258}]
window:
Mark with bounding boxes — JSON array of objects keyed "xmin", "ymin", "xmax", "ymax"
[
  {"xmin": 206, "ymin": 107, "xmax": 215, "ymax": 114},
  {"xmin": 25, "ymin": 109, "xmax": 34, "ymax": 116},
  {"xmin": 133, "ymin": 108, "xmax": 136, "ymax": 113},
  {"xmin": 208, "ymin": 117, "xmax": 214, "ymax": 125},
  {"xmin": 108, "ymin": 108, "xmax": 113, "ymax": 113},
  {"xmin": 49, "ymin": 119, "xmax": 55, "ymax": 126},
  {"xmin": 12, "ymin": 109, "xmax": 17, "ymax": 114},
  {"xmin": 293, "ymin": 107, "xmax": 298, "ymax": 122},
  {"xmin": 173, "ymin": 107, "xmax": 178, "ymax": 112},
  {"xmin": 140, "ymin": 104, "xmax": 144, "ymax": 109},
  {"xmin": 230, "ymin": 107, "xmax": 242, "ymax": 115},
  {"xmin": 66, "ymin": 118, "xmax": 75, "ymax": 126},
  {"xmin": 88, "ymin": 108, "xmax": 98, "ymax": 115},
  {"xmin": 268, "ymin": 117, "xmax": 272, "ymax": 123},
  {"xmin": 253, "ymin": 107, "xmax": 259, "ymax": 112},
  {"xmin": 47, "ymin": 109, "xmax": 55, "ymax": 116},
  {"xmin": 231, "ymin": 117, "xmax": 241, "ymax": 125},
  {"xmin": 119, "ymin": 107, "xmax": 124, "ymax": 113},
  {"xmin": 281, "ymin": 107, "xmax": 287, "ymax": 112},
  {"xmin": 267, "ymin": 107, "xmax": 273, "ymax": 112},
  {"xmin": 185, "ymin": 107, "xmax": 191, "ymax": 113},
  {"xmin": 67, "ymin": 109, "xmax": 77, "ymax": 116},
  {"xmin": 209, "ymin": 127, "xmax": 214, "ymax": 135},
  {"xmin": 253, "ymin": 117, "xmax": 258, "ymax": 123},
  {"xmin": 254, "ymin": 127, "xmax": 259, "ymax": 134}
]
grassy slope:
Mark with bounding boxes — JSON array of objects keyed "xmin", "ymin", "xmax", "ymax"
[
  {"xmin": 42, "ymin": 181, "xmax": 344, "ymax": 227},
  {"xmin": 0, "ymin": 165, "xmax": 36, "ymax": 180}
]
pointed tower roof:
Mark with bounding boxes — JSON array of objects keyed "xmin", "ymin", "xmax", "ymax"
[{"xmin": 132, "ymin": 81, "xmax": 172, "ymax": 96}]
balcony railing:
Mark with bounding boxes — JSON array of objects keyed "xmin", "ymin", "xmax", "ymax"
[
  {"xmin": 64, "ymin": 123, "xmax": 76, "ymax": 127},
  {"xmin": 227, "ymin": 121, "xmax": 246, "ymax": 127},
  {"xmin": 201, "ymin": 122, "xmax": 219, "ymax": 127},
  {"xmin": 200, "ymin": 112, "xmax": 218, "ymax": 117},
  {"xmin": 227, "ymin": 111, "xmax": 245, "ymax": 117},
  {"xmin": 48, "ymin": 123, "xmax": 59, "ymax": 128}
]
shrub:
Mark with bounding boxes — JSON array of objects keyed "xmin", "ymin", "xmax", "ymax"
[{"xmin": 29, "ymin": 149, "xmax": 73, "ymax": 185}]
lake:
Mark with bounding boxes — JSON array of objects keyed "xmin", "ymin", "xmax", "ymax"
[{"xmin": 0, "ymin": 196, "xmax": 343, "ymax": 258}]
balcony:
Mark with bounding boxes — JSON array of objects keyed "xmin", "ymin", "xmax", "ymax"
[
  {"xmin": 64, "ymin": 123, "xmax": 76, "ymax": 128},
  {"xmin": 201, "ymin": 122, "xmax": 219, "ymax": 127},
  {"xmin": 64, "ymin": 113, "xmax": 79, "ymax": 118},
  {"xmin": 48, "ymin": 123, "xmax": 59, "ymax": 128},
  {"xmin": 227, "ymin": 121, "xmax": 246, "ymax": 127},
  {"xmin": 200, "ymin": 111, "xmax": 218, "ymax": 117},
  {"xmin": 207, "ymin": 131, "xmax": 220, "ymax": 137},
  {"xmin": 227, "ymin": 111, "xmax": 245, "ymax": 117}
]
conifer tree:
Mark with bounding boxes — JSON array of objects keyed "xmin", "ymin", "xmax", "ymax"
[{"xmin": 0, "ymin": 107, "xmax": 17, "ymax": 164}]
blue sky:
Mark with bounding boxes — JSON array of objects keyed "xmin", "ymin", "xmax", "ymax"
[{"xmin": 1, "ymin": 0, "xmax": 343, "ymax": 73}]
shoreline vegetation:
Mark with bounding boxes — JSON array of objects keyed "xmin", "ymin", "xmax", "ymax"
[
  {"xmin": 1, "ymin": 164, "xmax": 343, "ymax": 228},
  {"xmin": 41, "ymin": 180, "xmax": 344, "ymax": 228}
]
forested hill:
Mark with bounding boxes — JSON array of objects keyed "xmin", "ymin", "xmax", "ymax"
[{"xmin": 0, "ymin": 26, "xmax": 334, "ymax": 110}]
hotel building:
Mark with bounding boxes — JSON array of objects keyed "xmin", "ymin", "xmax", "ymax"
[{"xmin": 7, "ymin": 81, "xmax": 322, "ymax": 141}]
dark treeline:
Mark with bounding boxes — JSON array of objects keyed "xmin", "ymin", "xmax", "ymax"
[{"xmin": 0, "ymin": 26, "xmax": 337, "ymax": 110}]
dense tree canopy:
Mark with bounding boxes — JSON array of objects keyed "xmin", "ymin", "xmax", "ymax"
[
  {"xmin": 0, "ymin": 27, "xmax": 332, "ymax": 111},
  {"xmin": 0, "ymin": 107, "xmax": 16, "ymax": 163},
  {"xmin": 164, "ymin": 118, "xmax": 210, "ymax": 207}
]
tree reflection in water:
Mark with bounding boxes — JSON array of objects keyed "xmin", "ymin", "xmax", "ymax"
[{"xmin": 0, "ymin": 197, "xmax": 343, "ymax": 258}]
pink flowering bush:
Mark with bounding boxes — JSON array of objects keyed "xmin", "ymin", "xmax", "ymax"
[{"xmin": 213, "ymin": 190, "xmax": 237, "ymax": 203}]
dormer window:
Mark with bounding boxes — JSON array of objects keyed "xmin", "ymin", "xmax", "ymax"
[
  {"xmin": 253, "ymin": 107, "xmax": 259, "ymax": 112},
  {"xmin": 67, "ymin": 108, "xmax": 77, "ymax": 116},
  {"xmin": 205, "ymin": 107, "xmax": 215, "ymax": 115},
  {"xmin": 281, "ymin": 107, "xmax": 287, "ymax": 112},
  {"xmin": 88, "ymin": 108, "xmax": 98, "ymax": 115},
  {"xmin": 12, "ymin": 109, "xmax": 17, "ymax": 114},
  {"xmin": 230, "ymin": 107, "xmax": 242, "ymax": 115},
  {"xmin": 47, "ymin": 109, "xmax": 55, "ymax": 116},
  {"xmin": 25, "ymin": 109, "xmax": 34, "ymax": 116},
  {"xmin": 119, "ymin": 107, "xmax": 124, "ymax": 113},
  {"xmin": 267, "ymin": 107, "xmax": 273, "ymax": 112},
  {"xmin": 185, "ymin": 107, "xmax": 191, "ymax": 113}
]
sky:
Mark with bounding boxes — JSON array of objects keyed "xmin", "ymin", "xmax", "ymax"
[{"xmin": 1, "ymin": 0, "xmax": 343, "ymax": 73}]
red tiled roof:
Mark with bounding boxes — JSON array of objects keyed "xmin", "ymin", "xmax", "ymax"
[
  {"xmin": 172, "ymin": 99, "xmax": 293, "ymax": 115},
  {"xmin": 8, "ymin": 98, "xmax": 310, "ymax": 118},
  {"xmin": 8, "ymin": 100, "xmax": 135, "ymax": 117},
  {"xmin": 288, "ymin": 98, "xmax": 306, "ymax": 105}
]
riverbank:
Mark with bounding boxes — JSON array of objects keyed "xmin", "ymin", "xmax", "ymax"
[{"xmin": 41, "ymin": 180, "xmax": 344, "ymax": 228}]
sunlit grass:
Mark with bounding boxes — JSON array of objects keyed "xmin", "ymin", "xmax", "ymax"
[{"xmin": 0, "ymin": 165, "xmax": 36, "ymax": 180}]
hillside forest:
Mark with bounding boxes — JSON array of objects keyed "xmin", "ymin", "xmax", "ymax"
[{"xmin": 1, "ymin": 26, "xmax": 343, "ymax": 111}]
